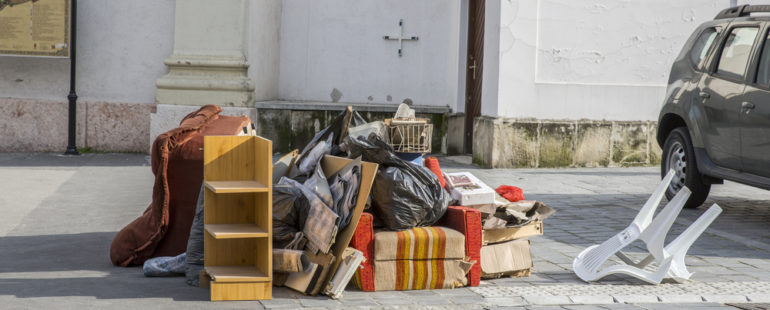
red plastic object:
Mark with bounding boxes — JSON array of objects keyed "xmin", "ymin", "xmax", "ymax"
[
  {"xmin": 424, "ymin": 156, "xmax": 446, "ymax": 188},
  {"xmin": 496, "ymin": 185, "xmax": 525, "ymax": 202}
]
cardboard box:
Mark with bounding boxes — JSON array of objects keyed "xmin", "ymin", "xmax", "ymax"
[
  {"xmin": 482, "ymin": 221, "xmax": 543, "ymax": 245},
  {"xmin": 480, "ymin": 238, "xmax": 533, "ymax": 279},
  {"xmin": 444, "ymin": 172, "xmax": 495, "ymax": 206},
  {"xmin": 284, "ymin": 155, "xmax": 378, "ymax": 295}
]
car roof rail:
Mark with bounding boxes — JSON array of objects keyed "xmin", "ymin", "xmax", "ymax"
[{"xmin": 715, "ymin": 4, "xmax": 770, "ymax": 20}]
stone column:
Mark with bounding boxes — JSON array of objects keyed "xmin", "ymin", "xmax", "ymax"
[{"xmin": 151, "ymin": 0, "xmax": 256, "ymax": 147}]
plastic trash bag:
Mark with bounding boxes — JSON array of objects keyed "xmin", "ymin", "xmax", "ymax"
[
  {"xmin": 295, "ymin": 135, "xmax": 332, "ymax": 177},
  {"xmin": 341, "ymin": 134, "xmax": 450, "ymax": 230},
  {"xmin": 184, "ymin": 186, "xmax": 205, "ymax": 286},
  {"xmin": 144, "ymin": 252, "xmax": 186, "ymax": 277},
  {"xmin": 303, "ymin": 160, "xmax": 333, "ymax": 208},
  {"xmin": 273, "ymin": 184, "xmax": 311, "ymax": 248}
]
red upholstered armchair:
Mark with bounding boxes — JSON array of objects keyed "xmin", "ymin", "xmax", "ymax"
[{"xmin": 350, "ymin": 206, "xmax": 482, "ymax": 291}]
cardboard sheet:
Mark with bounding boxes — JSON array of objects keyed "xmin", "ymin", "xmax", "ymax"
[{"xmin": 480, "ymin": 238, "xmax": 533, "ymax": 278}]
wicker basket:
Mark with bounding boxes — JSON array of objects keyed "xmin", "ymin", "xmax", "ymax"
[{"xmin": 385, "ymin": 118, "xmax": 433, "ymax": 153}]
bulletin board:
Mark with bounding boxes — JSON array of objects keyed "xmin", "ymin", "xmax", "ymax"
[{"xmin": 0, "ymin": 0, "xmax": 69, "ymax": 57}]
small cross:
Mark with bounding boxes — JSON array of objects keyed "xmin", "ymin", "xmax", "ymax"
[{"xmin": 383, "ymin": 19, "xmax": 418, "ymax": 57}]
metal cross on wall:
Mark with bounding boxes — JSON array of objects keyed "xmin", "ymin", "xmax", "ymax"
[{"xmin": 383, "ymin": 19, "xmax": 418, "ymax": 57}]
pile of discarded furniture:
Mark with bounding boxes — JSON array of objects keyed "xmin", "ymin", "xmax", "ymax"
[{"xmin": 108, "ymin": 103, "xmax": 552, "ymax": 301}]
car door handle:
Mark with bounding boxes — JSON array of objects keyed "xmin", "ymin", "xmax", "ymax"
[
  {"xmin": 699, "ymin": 92, "xmax": 710, "ymax": 99},
  {"xmin": 742, "ymin": 101, "xmax": 755, "ymax": 113}
]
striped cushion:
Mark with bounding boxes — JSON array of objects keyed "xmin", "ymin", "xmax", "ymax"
[
  {"xmin": 374, "ymin": 259, "xmax": 472, "ymax": 290},
  {"xmin": 373, "ymin": 227, "xmax": 465, "ymax": 261}
]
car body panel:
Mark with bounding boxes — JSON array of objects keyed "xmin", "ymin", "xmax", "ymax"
[{"xmin": 659, "ymin": 13, "xmax": 770, "ymax": 190}]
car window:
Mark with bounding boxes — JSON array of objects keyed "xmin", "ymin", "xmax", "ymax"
[
  {"xmin": 690, "ymin": 28, "xmax": 719, "ymax": 68},
  {"xmin": 756, "ymin": 30, "xmax": 770, "ymax": 87},
  {"xmin": 716, "ymin": 27, "xmax": 759, "ymax": 80}
]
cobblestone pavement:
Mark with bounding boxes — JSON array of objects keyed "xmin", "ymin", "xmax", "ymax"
[
  {"xmin": 263, "ymin": 157, "xmax": 770, "ymax": 309},
  {"xmin": 2, "ymin": 153, "xmax": 769, "ymax": 309}
]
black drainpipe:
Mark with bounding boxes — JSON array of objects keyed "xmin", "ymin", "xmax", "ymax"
[{"xmin": 64, "ymin": 0, "xmax": 78, "ymax": 155}]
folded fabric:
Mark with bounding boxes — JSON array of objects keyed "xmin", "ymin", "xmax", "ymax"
[
  {"xmin": 184, "ymin": 185, "xmax": 205, "ymax": 286},
  {"xmin": 143, "ymin": 253, "xmax": 186, "ymax": 277},
  {"xmin": 279, "ymin": 177, "xmax": 339, "ymax": 254},
  {"xmin": 273, "ymin": 249, "xmax": 310, "ymax": 273},
  {"xmin": 328, "ymin": 156, "xmax": 362, "ymax": 229}
]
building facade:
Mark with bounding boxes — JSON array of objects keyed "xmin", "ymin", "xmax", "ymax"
[{"xmin": 0, "ymin": 0, "xmax": 736, "ymax": 167}]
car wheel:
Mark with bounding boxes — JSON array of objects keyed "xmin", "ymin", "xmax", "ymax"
[{"xmin": 661, "ymin": 127, "xmax": 710, "ymax": 209}]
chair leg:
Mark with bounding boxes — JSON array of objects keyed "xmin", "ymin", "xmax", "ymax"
[
  {"xmin": 665, "ymin": 204, "xmax": 722, "ymax": 282},
  {"xmin": 638, "ymin": 187, "xmax": 691, "ymax": 262},
  {"xmin": 632, "ymin": 170, "xmax": 677, "ymax": 228}
]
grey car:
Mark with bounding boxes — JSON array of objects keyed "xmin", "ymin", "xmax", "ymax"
[{"xmin": 658, "ymin": 5, "xmax": 770, "ymax": 208}]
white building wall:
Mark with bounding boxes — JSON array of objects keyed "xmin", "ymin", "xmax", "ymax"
[
  {"xmin": 278, "ymin": 0, "xmax": 461, "ymax": 109},
  {"xmin": 247, "ymin": 0, "xmax": 282, "ymax": 101},
  {"xmin": 491, "ymin": 0, "xmax": 730, "ymax": 121},
  {"xmin": 0, "ymin": 0, "xmax": 175, "ymax": 104}
]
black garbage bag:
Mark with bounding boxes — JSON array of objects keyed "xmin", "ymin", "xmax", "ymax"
[
  {"xmin": 294, "ymin": 108, "xmax": 355, "ymax": 176},
  {"xmin": 273, "ymin": 185, "xmax": 311, "ymax": 248},
  {"xmin": 341, "ymin": 133, "xmax": 450, "ymax": 230}
]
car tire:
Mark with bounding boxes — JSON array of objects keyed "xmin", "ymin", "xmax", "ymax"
[{"xmin": 661, "ymin": 127, "xmax": 710, "ymax": 209}]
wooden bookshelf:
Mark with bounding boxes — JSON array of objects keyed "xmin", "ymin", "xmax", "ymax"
[{"xmin": 202, "ymin": 135, "xmax": 272, "ymax": 301}]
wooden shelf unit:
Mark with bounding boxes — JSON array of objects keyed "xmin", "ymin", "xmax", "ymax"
[{"xmin": 202, "ymin": 135, "xmax": 273, "ymax": 301}]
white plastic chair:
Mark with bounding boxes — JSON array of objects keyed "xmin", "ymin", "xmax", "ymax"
[
  {"xmin": 573, "ymin": 170, "xmax": 722, "ymax": 284},
  {"xmin": 572, "ymin": 170, "xmax": 677, "ymax": 282}
]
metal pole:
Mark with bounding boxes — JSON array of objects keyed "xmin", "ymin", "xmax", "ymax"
[{"xmin": 64, "ymin": 0, "xmax": 78, "ymax": 155}]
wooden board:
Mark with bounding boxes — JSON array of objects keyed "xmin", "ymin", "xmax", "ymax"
[
  {"xmin": 204, "ymin": 180, "xmax": 268, "ymax": 193},
  {"xmin": 205, "ymin": 224, "xmax": 268, "ymax": 239},
  {"xmin": 210, "ymin": 281, "xmax": 271, "ymax": 301},
  {"xmin": 205, "ymin": 266, "xmax": 269, "ymax": 282}
]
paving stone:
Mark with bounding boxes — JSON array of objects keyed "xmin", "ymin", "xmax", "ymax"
[
  {"xmin": 436, "ymin": 288, "xmax": 481, "ymax": 296},
  {"xmin": 568, "ymin": 295, "xmax": 615, "ymax": 304},
  {"xmin": 746, "ymin": 293, "xmax": 770, "ymax": 302},
  {"xmin": 525, "ymin": 306, "xmax": 567, "ymax": 310},
  {"xmin": 611, "ymin": 295, "xmax": 659, "ymax": 304},
  {"xmin": 523, "ymin": 295, "xmax": 573, "ymax": 305},
  {"xmin": 449, "ymin": 296, "xmax": 486, "ymax": 304},
  {"xmin": 484, "ymin": 297, "xmax": 528, "ymax": 307},
  {"xmin": 260, "ymin": 299, "xmax": 301, "ymax": 309},
  {"xmin": 338, "ymin": 298, "xmax": 378, "ymax": 306},
  {"xmin": 700, "ymin": 294, "xmax": 748, "ymax": 303},
  {"xmin": 416, "ymin": 296, "xmax": 453, "ymax": 305},
  {"xmin": 298, "ymin": 298, "xmax": 342, "ymax": 308},
  {"xmin": 374, "ymin": 298, "xmax": 415, "ymax": 306},
  {"xmin": 656, "ymin": 294, "xmax": 704, "ymax": 303}
]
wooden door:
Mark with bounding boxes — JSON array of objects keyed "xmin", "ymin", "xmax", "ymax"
[{"xmin": 464, "ymin": 0, "xmax": 485, "ymax": 154}]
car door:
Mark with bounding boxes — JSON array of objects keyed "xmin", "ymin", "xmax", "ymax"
[
  {"xmin": 696, "ymin": 24, "xmax": 761, "ymax": 170},
  {"xmin": 739, "ymin": 23, "xmax": 770, "ymax": 178}
]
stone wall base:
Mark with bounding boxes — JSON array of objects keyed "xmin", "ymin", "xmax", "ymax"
[
  {"xmin": 256, "ymin": 107, "xmax": 447, "ymax": 155},
  {"xmin": 451, "ymin": 115, "xmax": 662, "ymax": 168},
  {"xmin": 1, "ymin": 98, "xmax": 152, "ymax": 153}
]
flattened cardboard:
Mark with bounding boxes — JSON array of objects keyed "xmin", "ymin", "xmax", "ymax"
[
  {"xmin": 480, "ymin": 238, "xmax": 532, "ymax": 278},
  {"xmin": 285, "ymin": 263, "xmax": 319, "ymax": 293},
  {"xmin": 482, "ymin": 221, "xmax": 543, "ymax": 245},
  {"xmin": 317, "ymin": 155, "xmax": 378, "ymax": 293}
]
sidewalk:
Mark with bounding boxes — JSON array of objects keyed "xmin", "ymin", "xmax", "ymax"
[{"xmin": 1, "ymin": 153, "xmax": 769, "ymax": 309}]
